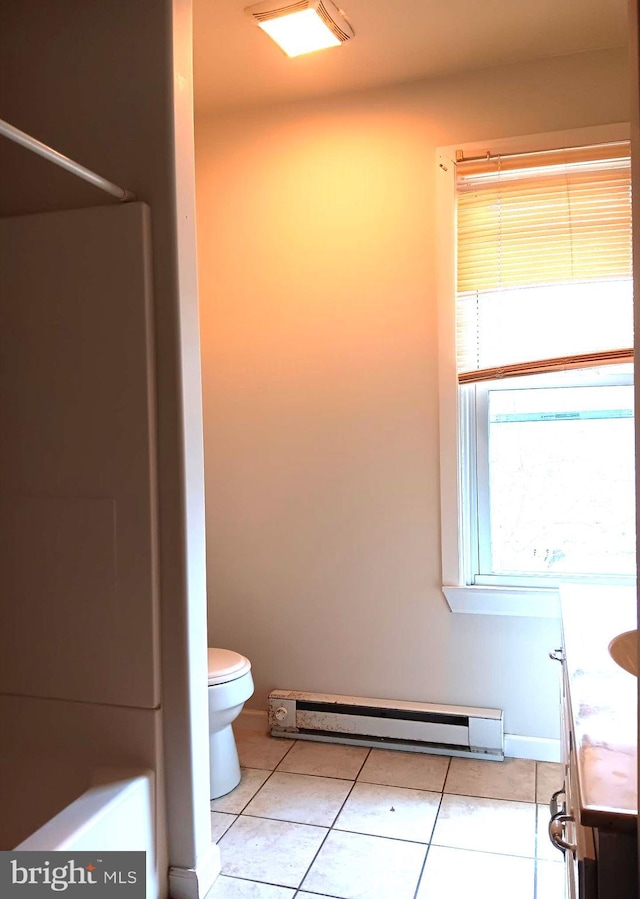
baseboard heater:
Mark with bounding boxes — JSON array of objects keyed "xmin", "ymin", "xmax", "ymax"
[{"xmin": 268, "ymin": 690, "xmax": 504, "ymax": 760}]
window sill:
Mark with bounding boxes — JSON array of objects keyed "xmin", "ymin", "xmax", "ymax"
[{"xmin": 442, "ymin": 585, "xmax": 560, "ymax": 619}]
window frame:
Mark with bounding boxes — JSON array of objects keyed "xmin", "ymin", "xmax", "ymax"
[
  {"xmin": 472, "ymin": 366, "xmax": 635, "ymax": 587},
  {"xmin": 436, "ymin": 123, "xmax": 633, "ymax": 618}
]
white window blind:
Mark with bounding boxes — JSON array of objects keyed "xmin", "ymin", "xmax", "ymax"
[{"xmin": 455, "ymin": 141, "xmax": 633, "ymax": 383}]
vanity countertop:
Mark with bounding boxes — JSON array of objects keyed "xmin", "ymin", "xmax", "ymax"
[{"xmin": 560, "ymin": 585, "xmax": 637, "ymax": 832}]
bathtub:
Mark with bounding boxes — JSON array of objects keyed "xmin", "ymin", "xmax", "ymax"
[{"xmin": 14, "ymin": 769, "xmax": 156, "ymax": 898}]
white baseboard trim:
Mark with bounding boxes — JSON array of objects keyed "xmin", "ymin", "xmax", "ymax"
[
  {"xmin": 505, "ymin": 734, "xmax": 561, "ymax": 762},
  {"xmin": 235, "ymin": 708, "xmax": 268, "ymax": 733},
  {"xmin": 168, "ymin": 843, "xmax": 221, "ymax": 899}
]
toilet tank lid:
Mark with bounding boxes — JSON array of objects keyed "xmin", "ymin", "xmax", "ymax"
[{"xmin": 207, "ymin": 648, "xmax": 251, "ymax": 685}]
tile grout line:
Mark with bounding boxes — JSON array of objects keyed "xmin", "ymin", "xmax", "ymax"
[
  {"xmin": 439, "ymin": 791, "xmax": 537, "ymax": 805},
  {"xmin": 212, "ymin": 736, "xmax": 300, "ymax": 821},
  {"xmin": 292, "ymin": 758, "xmax": 366, "ymax": 895},
  {"xmin": 287, "ymin": 804, "xmax": 348, "ymax": 894},
  {"xmin": 228, "ymin": 811, "xmax": 539, "ymax": 856},
  {"xmin": 218, "ymin": 871, "xmax": 304, "ymax": 890},
  {"xmin": 293, "ymin": 886, "xmax": 341, "ymax": 899},
  {"xmin": 410, "ymin": 754, "xmax": 452, "ymax": 899},
  {"xmin": 353, "ymin": 745, "xmax": 373, "ymax": 781},
  {"xmin": 213, "ymin": 767, "xmax": 278, "ymax": 817},
  {"xmin": 268, "ymin": 771, "xmax": 457, "ymax": 793}
]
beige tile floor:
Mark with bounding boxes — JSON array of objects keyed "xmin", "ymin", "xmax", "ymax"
[{"xmin": 206, "ymin": 727, "xmax": 566, "ymax": 899}]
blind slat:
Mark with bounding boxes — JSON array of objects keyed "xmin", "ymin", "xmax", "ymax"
[
  {"xmin": 455, "ymin": 140, "xmax": 633, "ymax": 382},
  {"xmin": 458, "ymin": 349, "xmax": 634, "ymax": 384}
]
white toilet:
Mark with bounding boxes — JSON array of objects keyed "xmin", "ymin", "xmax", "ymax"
[{"xmin": 207, "ymin": 647, "xmax": 254, "ymax": 800}]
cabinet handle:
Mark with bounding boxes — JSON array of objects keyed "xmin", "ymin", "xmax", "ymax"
[
  {"xmin": 548, "ymin": 648, "xmax": 564, "ymax": 662},
  {"xmin": 548, "ymin": 813, "xmax": 576, "ymax": 854},
  {"xmin": 549, "ymin": 787, "xmax": 566, "ymax": 819}
]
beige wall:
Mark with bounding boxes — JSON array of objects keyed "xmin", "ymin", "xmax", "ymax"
[{"xmin": 196, "ymin": 47, "xmax": 629, "ymax": 743}]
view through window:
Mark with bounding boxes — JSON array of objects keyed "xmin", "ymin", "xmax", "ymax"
[{"xmin": 479, "ymin": 368, "xmax": 635, "ymax": 580}]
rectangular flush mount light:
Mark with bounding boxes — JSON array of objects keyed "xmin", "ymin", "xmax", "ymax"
[{"xmin": 245, "ymin": 0, "xmax": 354, "ymax": 58}]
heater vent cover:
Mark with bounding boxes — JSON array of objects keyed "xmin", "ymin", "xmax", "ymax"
[{"xmin": 268, "ymin": 690, "xmax": 504, "ymax": 760}]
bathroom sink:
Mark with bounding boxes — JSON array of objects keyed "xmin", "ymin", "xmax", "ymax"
[{"xmin": 608, "ymin": 630, "xmax": 638, "ymax": 677}]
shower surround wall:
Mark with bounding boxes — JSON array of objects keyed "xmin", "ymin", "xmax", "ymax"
[{"xmin": 0, "ymin": 2, "xmax": 212, "ymax": 897}]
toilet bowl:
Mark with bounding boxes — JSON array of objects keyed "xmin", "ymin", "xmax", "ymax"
[{"xmin": 207, "ymin": 647, "xmax": 254, "ymax": 800}]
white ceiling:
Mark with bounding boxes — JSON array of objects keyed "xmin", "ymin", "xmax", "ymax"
[{"xmin": 193, "ymin": 0, "xmax": 628, "ymax": 116}]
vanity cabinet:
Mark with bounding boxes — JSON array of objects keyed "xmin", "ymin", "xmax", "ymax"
[{"xmin": 550, "ymin": 587, "xmax": 638, "ymax": 899}]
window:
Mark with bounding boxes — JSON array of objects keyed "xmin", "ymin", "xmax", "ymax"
[
  {"xmin": 472, "ymin": 366, "xmax": 635, "ymax": 584},
  {"xmin": 437, "ymin": 126, "xmax": 635, "ymax": 616}
]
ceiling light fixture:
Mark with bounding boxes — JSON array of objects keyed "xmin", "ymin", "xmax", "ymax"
[{"xmin": 245, "ymin": 0, "xmax": 354, "ymax": 58}]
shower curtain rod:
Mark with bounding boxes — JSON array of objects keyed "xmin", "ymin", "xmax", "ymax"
[{"xmin": 0, "ymin": 118, "xmax": 136, "ymax": 202}]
